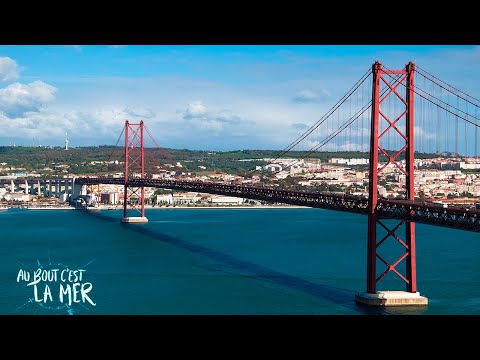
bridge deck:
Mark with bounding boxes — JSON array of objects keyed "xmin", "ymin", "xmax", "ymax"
[{"xmin": 75, "ymin": 177, "xmax": 480, "ymax": 232}]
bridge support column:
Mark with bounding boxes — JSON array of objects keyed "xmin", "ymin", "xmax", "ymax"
[
  {"xmin": 121, "ymin": 119, "xmax": 148, "ymax": 224},
  {"xmin": 71, "ymin": 178, "xmax": 76, "ymax": 203},
  {"xmin": 355, "ymin": 61, "xmax": 427, "ymax": 307},
  {"xmin": 71, "ymin": 178, "xmax": 87, "ymax": 200},
  {"xmin": 66, "ymin": 178, "xmax": 72, "ymax": 202}
]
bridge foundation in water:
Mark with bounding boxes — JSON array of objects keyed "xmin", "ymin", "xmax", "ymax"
[
  {"xmin": 355, "ymin": 291, "xmax": 428, "ymax": 306},
  {"xmin": 121, "ymin": 217, "xmax": 148, "ymax": 223}
]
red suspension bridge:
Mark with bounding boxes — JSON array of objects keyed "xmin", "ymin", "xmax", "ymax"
[{"xmin": 76, "ymin": 61, "xmax": 480, "ymax": 306}]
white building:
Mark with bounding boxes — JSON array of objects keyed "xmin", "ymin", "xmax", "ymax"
[
  {"xmin": 156, "ymin": 194, "xmax": 173, "ymax": 204},
  {"xmin": 347, "ymin": 158, "xmax": 369, "ymax": 165},
  {"xmin": 208, "ymin": 196, "xmax": 244, "ymax": 205},
  {"xmin": 4, "ymin": 193, "xmax": 31, "ymax": 202},
  {"xmin": 173, "ymin": 192, "xmax": 202, "ymax": 205},
  {"xmin": 265, "ymin": 164, "xmax": 282, "ymax": 172},
  {"xmin": 460, "ymin": 162, "xmax": 480, "ymax": 170},
  {"xmin": 152, "ymin": 172, "xmax": 168, "ymax": 179},
  {"xmin": 329, "ymin": 158, "xmax": 369, "ymax": 165},
  {"xmin": 378, "ymin": 186, "xmax": 387, "ymax": 197}
]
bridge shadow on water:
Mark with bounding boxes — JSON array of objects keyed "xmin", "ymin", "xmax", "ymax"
[{"xmin": 85, "ymin": 210, "xmax": 420, "ymax": 315}]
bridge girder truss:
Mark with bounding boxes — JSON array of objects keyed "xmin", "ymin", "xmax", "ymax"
[{"xmin": 76, "ymin": 177, "xmax": 480, "ymax": 232}]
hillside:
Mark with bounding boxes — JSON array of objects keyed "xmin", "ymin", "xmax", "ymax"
[{"xmin": 0, "ymin": 145, "xmax": 442, "ymax": 176}]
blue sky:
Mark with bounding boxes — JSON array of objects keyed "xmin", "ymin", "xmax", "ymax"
[{"xmin": 0, "ymin": 45, "xmax": 478, "ymax": 151}]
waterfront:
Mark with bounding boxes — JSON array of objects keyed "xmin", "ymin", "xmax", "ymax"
[{"xmin": 1, "ymin": 207, "xmax": 479, "ymax": 315}]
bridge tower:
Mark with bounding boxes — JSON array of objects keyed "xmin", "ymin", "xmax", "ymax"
[
  {"xmin": 356, "ymin": 61, "xmax": 428, "ymax": 306},
  {"xmin": 121, "ymin": 120, "xmax": 148, "ymax": 223}
]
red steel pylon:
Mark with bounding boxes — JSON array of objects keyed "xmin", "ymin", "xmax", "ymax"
[
  {"xmin": 123, "ymin": 119, "xmax": 146, "ymax": 219},
  {"xmin": 367, "ymin": 61, "xmax": 417, "ymax": 293}
]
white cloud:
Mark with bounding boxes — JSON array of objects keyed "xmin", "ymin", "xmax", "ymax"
[
  {"xmin": 322, "ymin": 141, "xmax": 364, "ymax": 152},
  {"xmin": 192, "ymin": 119, "xmax": 224, "ymax": 133},
  {"xmin": 6, "ymin": 45, "xmax": 475, "ymax": 151},
  {"xmin": 0, "ymin": 81, "xmax": 57, "ymax": 117},
  {"xmin": 0, "ymin": 107, "xmax": 132, "ymax": 147},
  {"xmin": 291, "ymin": 122, "xmax": 309, "ymax": 130},
  {"xmin": 124, "ymin": 106, "xmax": 155, "ymax": 119},
  {"xmin": 180, "ymin": 101, "xmax": 247, "ymax": 132},
  {"xmin": 158, "ymin": 100, "xmax": 256, "ymax": 145},
  {"xmin": 216, "ymin": 109, "xmax": 242, "ymax": 123},
  {"xmin": 0, "ymin": 57, "xmax": 19, "ymax": 82},
  {"xmin": 184, "ymin": 100, "xmax": 208, "ymax": 119},
  {"xmin": 293, "ymin": 89, "xmax": 330, "ymax": 103}
]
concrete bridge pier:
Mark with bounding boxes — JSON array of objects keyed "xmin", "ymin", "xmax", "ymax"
[
  {"xmin": 71, "ymin": 177, "xmax": 87, "ymax": 201},
  {"xmin": 355, "ymin": 291, "xmax": 428, "ymax": 307},
  {"xmin": 121, "ymin": 217, "xmax": 149, "ymax": 223},
  {"xmin": 65, "ymin": 178, "xmax": 71, "ymax": 203}
]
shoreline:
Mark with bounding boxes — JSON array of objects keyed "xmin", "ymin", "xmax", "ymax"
[
  {"xmin": 92, "ymin": 205, "xmax": 308, "ymax": 210},
  {"xmin": 20, "ymin": 206, "xmax": 74, "ymax": 210},
  {"xmin": 1, "ymin": 205, "xmax": 309, "ymax": 210}
]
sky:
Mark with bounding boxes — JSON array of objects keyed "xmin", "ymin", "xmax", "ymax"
[{"xmin": 0, "ymin": 45, "xmax": 479, "ymax": 151}]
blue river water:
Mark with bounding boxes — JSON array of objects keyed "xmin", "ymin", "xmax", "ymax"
[{"xmin": 1, "ymin": 207, "xmax": 479, "ymax": 315}]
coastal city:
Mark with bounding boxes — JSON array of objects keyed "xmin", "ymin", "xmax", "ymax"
[
  {"xmin": 3, "ymin": 45, "xmax": 480, "ymax": 316},
  {"xmin": 1, "ymin": 149, "xmax": 479, "ymax": 210}
]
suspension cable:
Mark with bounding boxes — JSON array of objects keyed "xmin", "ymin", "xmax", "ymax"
[
  {"xmin": 416, "ymin": 64, "xmax": 480, "ymax": 107},
  {"xmin": 268, "ymin": 70, "xmax": 407, "ymax": 172},
  {"xmin": 264, "ymin": 67, "xmax": 372, "ymax": 165},
  {"xmin": 382, "ymin": 66, "xmax": 480, "ymax": 129},
  {"xmin": 96, "ymin": 125, "xmax": 126, "ymax": 175}
]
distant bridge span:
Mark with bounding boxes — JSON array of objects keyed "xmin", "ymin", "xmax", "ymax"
[{"xmin": 76, "ymin": 177, "xmax": 480, "ymax": 233}]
